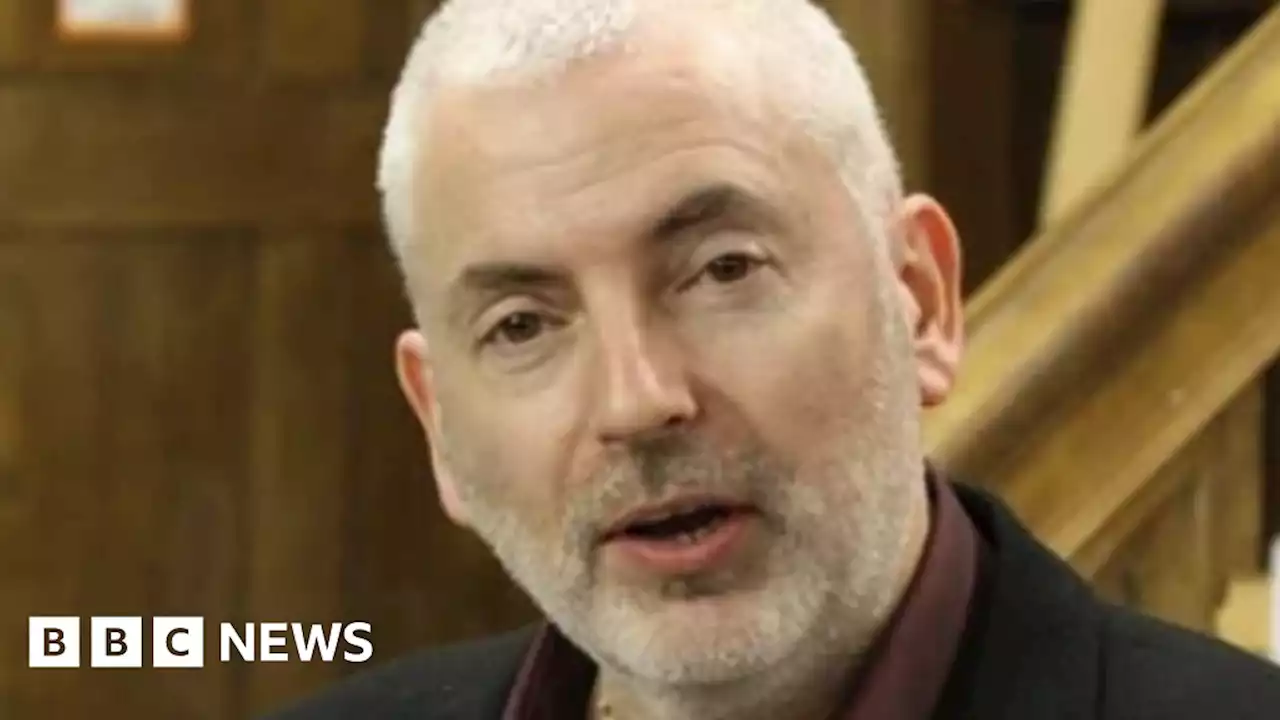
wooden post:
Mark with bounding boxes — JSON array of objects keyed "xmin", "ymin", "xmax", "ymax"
[{"xmin": 1040, "ymin": 0, "xmax": 1166, "ymax": 226}]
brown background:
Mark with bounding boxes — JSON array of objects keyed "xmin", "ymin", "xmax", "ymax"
[
  {"xmin": 1, "ymin": 2, "xmax": 536, "ymax": 717},
  {"xmin": 0, "ymin": 1, "xmax": 1274, "ymax": 718}
]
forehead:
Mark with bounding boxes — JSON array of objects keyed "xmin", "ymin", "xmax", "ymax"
[
  {"xmin": 422, "ymin": 18, "xmax": 775, "ymax": 166},
  {"xmin": 407, "ymin": 25, "xmax": 812, "ymax": 293}
]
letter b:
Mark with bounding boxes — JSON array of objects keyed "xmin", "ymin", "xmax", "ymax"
[
  {"xmin": 28, "ymin": 617, "xmax": 80, "ymax": 668},
  {"xmin": 91, "ymin": 617, "xmax": 142, "ymax": 668}
]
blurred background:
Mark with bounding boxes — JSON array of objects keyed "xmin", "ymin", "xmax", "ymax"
[{"xmin": 1, "ymin": 0, "xmax": 1278, "ymax": 717}]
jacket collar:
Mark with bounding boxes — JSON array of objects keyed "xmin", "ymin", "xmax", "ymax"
[{"xmin": 946, "ymin": 482, "xmax": 1104, "ymax": 719}]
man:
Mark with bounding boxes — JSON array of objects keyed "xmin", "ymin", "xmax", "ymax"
[{"xmin": 270, "ymin": 0, "xmax": 1280, "ymax": 718}]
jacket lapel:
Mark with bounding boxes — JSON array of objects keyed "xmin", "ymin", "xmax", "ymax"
[{"xmin": 948, "ymin": 484, "xmax": 1104, "ymax": 720}]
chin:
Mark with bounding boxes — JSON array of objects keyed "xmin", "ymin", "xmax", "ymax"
[{"xmin": 586, "ymin": 581, "xmax": 827, "ymax": 686}]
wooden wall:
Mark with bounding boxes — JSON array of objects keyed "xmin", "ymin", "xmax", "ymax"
[{"xmin": 0, "ymin": 2, "xmax": 536, "ymax": 718}]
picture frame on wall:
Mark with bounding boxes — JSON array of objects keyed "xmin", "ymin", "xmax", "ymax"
[{"xmin": 56, "ymin": 0, "xmax": 191, "ymax": 43}]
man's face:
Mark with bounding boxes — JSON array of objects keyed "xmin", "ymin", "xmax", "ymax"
[{"xmin": 395, "ymin": 25, "xmax": 962, "ymax": 686}]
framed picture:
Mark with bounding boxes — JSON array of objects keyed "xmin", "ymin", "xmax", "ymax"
[{"xmin": 56, "ymin": 0, "xmax": 190, "ymax": 43}]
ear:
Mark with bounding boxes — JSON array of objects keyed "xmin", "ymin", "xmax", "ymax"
[
  {"xmin": 395, "ymin": 330, "xmax": 470, "ymax": 527},
  {"xmin": 894, "ymin": 194, "xmax": 965, "ymax": 407}
]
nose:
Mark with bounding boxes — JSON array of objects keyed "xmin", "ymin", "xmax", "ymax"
[{"xmin": 591, "ymin": 318, "xmax": 699, "ymax": 444}]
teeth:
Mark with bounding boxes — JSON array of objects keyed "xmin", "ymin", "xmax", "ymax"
[
  {"xmin": 672, "ymin": 520, "xmax": 718, "ymax": 544},
  {"xmin": 621, "ymin": 505, "xmax": 735, "ymax": 542}
]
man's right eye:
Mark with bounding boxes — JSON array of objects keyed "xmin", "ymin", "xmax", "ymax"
[{"xmin": 482, "ymin": 311, "xmax": 547, "ymax": 347}]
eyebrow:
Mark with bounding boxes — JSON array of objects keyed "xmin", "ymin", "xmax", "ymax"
[
  {"xmin": 649, "ymin": 182, "xmax": 777, "ymax": 242},
  {"xmin": 444, "ymin": 182, "xmax": 781, "ymax": 329}
]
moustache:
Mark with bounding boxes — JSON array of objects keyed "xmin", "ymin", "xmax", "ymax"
[{"xmin": 568, "ymin": 433, "xmax": 787, "ymax": 544}]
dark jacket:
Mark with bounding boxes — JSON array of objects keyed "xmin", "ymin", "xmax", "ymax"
[{"xmin": 263, "ymin": 483, "xmax": 1280, "ymax": 719}]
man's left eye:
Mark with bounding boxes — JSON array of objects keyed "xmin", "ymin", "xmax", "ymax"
[{"xmin": 700, "ymin": 253, "xmax": 762, "ymax": 284}]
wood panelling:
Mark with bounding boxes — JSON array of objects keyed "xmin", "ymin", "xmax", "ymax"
[
  {"xmin": 0, "ymin": 83, "xmax": 385, "ymax": 228},
  {"xmin": 0, "ymin": 0, "xmax": 25, "ymax": 68},
  {"xmin": 262, "ymin": 0, "xmax": 366, "ymax": 80},
  {"xmin": 1148, "ymin": 12, "xmax": 1263, "ymax": 123},
  {"xmin": 0, "ymin": 0, "xmax": 252, "ymax": 73},
  {"xmin": 2, "ymin": 239, "xmax": 103, "ymax": 719},
  {"xmin": 93, "ymin": 235, "xmax": 251, "ymax": 720},
  {"xmin": 0, "ymin": 227, "xmax": 539, "ymax": 719},
  {"xmin": 0, "ymin": 240, "xmax": 35, "ymax": 717},
  {"xmin": 0, "ymin": 245, "xmax": 20, "ymax": 508},
  {"xmin": 0, "ymin": 1, "xmax": 542, "ymax": 718},
  {"xmin": 926, "ymin": 2, "xmax": 1020, "ymax": 294},
  {"xmin": 365, "ymin": 0, "xmax": 418, "ymax": 78},
  {"xmin": 243, "ymin": 234, "xmax": 354, "ymax": 712},
  {"xmin": 0, "ymin": 235, "xmax": 252, "ymax": 719}
]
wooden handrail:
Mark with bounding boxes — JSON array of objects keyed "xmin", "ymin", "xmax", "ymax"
[{"xmin": 924, "ymin": 6, "xmax": 1280, "ymax": 571}]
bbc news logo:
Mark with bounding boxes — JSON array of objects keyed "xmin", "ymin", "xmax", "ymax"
[{"xmin": 29, "ymin": 617, "xmax": 373, "ymax": 668}]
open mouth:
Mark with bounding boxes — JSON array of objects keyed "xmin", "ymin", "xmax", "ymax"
[
  {"xmin": 603, "ymin": 498, "xmax": 755, "ymax": 545},
  {"xmin": 620, "ymin": 504, "xmax": 738, "ymax": 543},
  {"xmin": 601, "ymin": 499, "xmax": 757, "ymax": 575}
]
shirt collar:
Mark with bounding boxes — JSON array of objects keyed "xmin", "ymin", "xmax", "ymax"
[{"xmin": 836, "ymin": 467, "xmax": 979, "ymax": 720}]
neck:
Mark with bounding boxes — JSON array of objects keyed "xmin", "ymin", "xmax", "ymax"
[{"xmin": 590, "ymin": 480, "xmax": 932, "ymax": 720}]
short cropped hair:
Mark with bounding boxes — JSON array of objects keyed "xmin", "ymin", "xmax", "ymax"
[{"xmin": 377, "ymin": 0, "xmax": 903, "ymax": 271}]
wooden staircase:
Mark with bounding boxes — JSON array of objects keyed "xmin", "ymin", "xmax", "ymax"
[{"xmin": 923, "ymin": 4, "xmax": 1280, "ymax": 648}]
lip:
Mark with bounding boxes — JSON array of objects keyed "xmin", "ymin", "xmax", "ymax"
[
  {"xmin": 602, "ymin": 511, "xmax": 758, "ymax": 577},
  {"xmin": 599, "ymin": 494, "xmax": 756, "ymax": 542}
]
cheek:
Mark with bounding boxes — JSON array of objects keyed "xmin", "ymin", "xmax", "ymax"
[
  {"xmin": 440, "ymin": 385, "xmax": 578, "ymax": 521},
  {"xmin": 696, "ymin": 285, "xmax": 880, "ymax": 458}
]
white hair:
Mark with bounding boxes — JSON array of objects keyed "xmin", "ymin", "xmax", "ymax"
[{"xmin": 377, "ymin": 0, "xmax": 903, "ymax": 268}]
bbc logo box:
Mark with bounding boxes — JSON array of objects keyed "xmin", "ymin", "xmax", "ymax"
[
  {"xmin": 28, "ymin": 617, "xmax": 80, "ymax": 668},
  {"xmin": 29, "ymin": 616, "xmax": 204, "ymax": 668}
]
